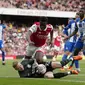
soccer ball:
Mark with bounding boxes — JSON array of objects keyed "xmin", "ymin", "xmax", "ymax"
[{"xmin": 37, "ymin": 64, "xmax": 46, "ymax": 74}]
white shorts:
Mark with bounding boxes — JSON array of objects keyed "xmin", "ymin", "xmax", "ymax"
[
  {"xmin": 26, "ymin": 44, "xmax": 45, "ymax": 58},
  {"xmin": 26, "ymin": 44, "xmax": 39, "ymax": 57}
]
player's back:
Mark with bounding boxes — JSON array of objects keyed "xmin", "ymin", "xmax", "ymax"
[{"xmin": 18, "ymin": 59, "xmax": 37, "ymax": 78}]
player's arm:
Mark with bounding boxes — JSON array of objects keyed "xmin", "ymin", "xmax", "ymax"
[
  {"xmin": 26, "ymin": 30, "xmax": 32, "ymax": 43},
  {"xmin": 50, "ymin": 30, "xmax": 53, "ymax": 42},
  {"xmin": 64, "ymin": 23, "xmax": 78, "ymax": 40},
  {"xmin": 61, "ymin": 28, "xmax": 68, "ymax": 38},
  {"xmin": 26, "ymin": 24, "xmax": 37, "ymax": 44},
  {"xmin": 49, "ymin": 25, "xmax": 54, "ymax": 46}
]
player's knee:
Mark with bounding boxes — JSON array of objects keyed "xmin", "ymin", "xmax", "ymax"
[
  {"xmin": 35, "ymin": 51, "xmax": 44, "ymax": 63},
  {"xmin": 44, "ymin": 72, "xmax": 54, "ymax": 79},
  {"xmin": 51, "ymin": 62, "xmax": 61, "ymax": 69}
]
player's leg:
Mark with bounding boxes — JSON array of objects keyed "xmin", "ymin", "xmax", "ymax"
[
  {"xmin": 69, "ymin": 41, "xmax": 83, "ymax": 71},
  {"xmin": 51, "ymin": 55, "xmax": 82, "ymax": 70},
  {"xmin": 61, "ymin": 42, "xmax": 74, "ymax": 70},
  {"xmin": 34, "ymin": 51, "xmax": 45, "ymax": 64},
  {"xmin": 0, "ymin": 41, "xmax": 6, "ymax": 65},
  {"xmin": 50, "ymin": 58, "xmax": 74, "ymax": 70},
  {"xmin": 44, "ymin": 70, "xmax": 78, "ymax": 79},
  {"xmin": 52, "ymin": 45, "xmax": 59, "ymax": 61},
  {"xmin": 62, "ymin": 42, "xmax": 69, "ymax": 61},
  {"xmin": 62, "ymin": 42, "xmax": 73, "ymax": 62},
  {"xmin": 1, "ymin": 48, "xmax": 6, "ymax": 65},
  {"xmin": 53, "ymin": 70, "xmax": 78, "ymax": 78},
  {"xmin": 25, "ymin": 44, "xmax": 38, "ymax": 59}
]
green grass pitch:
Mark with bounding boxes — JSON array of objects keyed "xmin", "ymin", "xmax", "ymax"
[{"xmin": 0, "ymin": 58, "xmax": 85, "ymax": 85}]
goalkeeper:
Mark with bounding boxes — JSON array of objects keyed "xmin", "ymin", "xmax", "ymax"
[{"xmin": 12, "ymin": 56, "xmax": 81, "ymax": 78}]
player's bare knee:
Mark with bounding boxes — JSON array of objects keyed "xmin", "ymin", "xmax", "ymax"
[
  {"xmin": 44, "ymin": 72, "xmax": 54, "ymax": 79},
  {"xmin": 35, "ymin": 51, "xmax": 44, "ymax": 63},
  {"xmin": 51, "ymin": 62, "xmax": 62, "ymax": 69}
]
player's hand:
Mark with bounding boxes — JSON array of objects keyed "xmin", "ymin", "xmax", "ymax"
[{"xmin": 63, "ymin": 36, "xmax": 69, "ymax": 41}]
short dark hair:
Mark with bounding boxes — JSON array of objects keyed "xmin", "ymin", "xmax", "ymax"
[
  {"xmin": 79, "ymin": 10, "xmax": 84, "ymax": 19},
  {"xmin": 39, "ymin": 17, "xmax": 48, "ymax": 22}
]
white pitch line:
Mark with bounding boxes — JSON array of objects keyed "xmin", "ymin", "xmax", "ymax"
[
  {"xmin": 57, "ymin": 79, "xmax": 85, "ymax": 83},
  {"xmin": 0, "ymin": 76, "xmax": 85, "ymax": 83}
]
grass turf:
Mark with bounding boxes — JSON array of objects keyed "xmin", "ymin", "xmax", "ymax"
[{"xmin": 0, "ymin": 58, "xmax": 85, "ymax": 85}]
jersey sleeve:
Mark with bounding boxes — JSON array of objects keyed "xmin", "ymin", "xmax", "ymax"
[
  {"xmin": 28, "ymin": 24, "xmax": 37, "ymax": 33},
  {"xmin": 63, "ymin": 29, "xmax": 68, "ymax": 35},
  {"xmin": 50, "ymin": 24, "xmax": 53, "ymax": 31},
  {"xmin": 64, "ymin": 23, "xmax": 71, "ymax": 30}
]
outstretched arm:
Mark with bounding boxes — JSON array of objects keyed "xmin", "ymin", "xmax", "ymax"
[{"xmin": 64, "ymin": 24, "xmax": 78, "ymax": 40}]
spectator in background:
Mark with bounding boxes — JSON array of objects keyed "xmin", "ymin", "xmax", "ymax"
[
  {"xmin": 52, "ymin": 25, "xmax": 63, "ymax": 61},
  {"xmin": 0, "ymin": 0, "xmax": 85, "ymax": 12}
]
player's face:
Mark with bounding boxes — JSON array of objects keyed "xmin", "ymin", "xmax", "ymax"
[
  {"xmin": 40, "ymin": 21, "xmax": 47, "ymax": 30},
  {"xmin": 79, "ymin": 11, "xmax": 84, "ymax": 19},
  {"xmin": 15, "ymin": 63, "xmax": 24, "ymax": 71}
]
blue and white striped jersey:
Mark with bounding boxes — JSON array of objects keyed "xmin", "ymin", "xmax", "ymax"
[
  {"xmin": 77, "ymin": 18, "xmax": 85, "ymax": 41},
  {"xmin": 63, "ymin": 19, "xmax": 77, "ymax": 43},
  {"xmin": 0, "ymin": 24, "xmax": 6, "ymax": 41}
]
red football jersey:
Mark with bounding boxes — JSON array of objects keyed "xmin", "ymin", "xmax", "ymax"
[
  {"xmin": 29, "ymin": 22, "xmax": 53, "ymax": 47},
  {"xmin": 54, "ymin": 35, "xmax": 62, "ymax": 47}
]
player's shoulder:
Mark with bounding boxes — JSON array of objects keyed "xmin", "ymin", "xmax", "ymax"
[
  {"xmin": 30, "ymin": 22, "xmax": 40, "ymax": 29},
  {"xmin": 75, "ymin": 18, "xmax": 80, "ymax": 22},
  {"xmin": 34, "ymin": 22, "xmax": 40, "ymax": 25}
]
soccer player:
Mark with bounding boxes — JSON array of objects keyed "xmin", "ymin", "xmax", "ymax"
[
  {"xmin": 68, "ymin": 13, "xmax": 80, "ymax": 71},
  {"xmin": 26, "ymin": 17, "xmax": 53, "ymax": 63},
  {"xmin": 0, "ymin": 20, "xmax": 7, "ymax": 65},
  {"xmin": 61, "ymin": 18, "xmax": 77, "ymax": 70},
  {"xmin": 64, "ymin": 10, "xmax": 85, "ymax": 72},
  {"xmin": 52, "ymin": 25, "xmax": 63, "ymax": 61},
  {"xmin": 12, "ymin": 56, "xmax": 80, "ymax": 78}
]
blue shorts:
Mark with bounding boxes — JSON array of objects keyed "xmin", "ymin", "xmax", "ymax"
[
  {"xmin": 74, "ymin": 40, "xmax": 83, "ymax": 49},
  {"xmin": 0, "ymin": 40, "xmax": 4, "ymax": 49},
  {"xmin": 64, "ymin": 41, "xmax": 75, "ymax": 52}
]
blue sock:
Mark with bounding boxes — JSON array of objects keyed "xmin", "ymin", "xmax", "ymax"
[
  {"xmin": 74, "ymin": 60, "xmax": 79, "ymax": 68},
  {"xmin": 2, "ymin": 51, "xmax": 5, "ymax": 62},
  {"xmin": 62, "ymin": 54, "xmax": 68, "ymax": 61}
]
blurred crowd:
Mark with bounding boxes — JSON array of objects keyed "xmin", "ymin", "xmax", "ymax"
[
  {"xmin": 4, "ymin": 22, "xmax": 28, "ymax": 55},
  {"xmin": 0, "ymin": 0, "xmax": 85, "ymax": 12}
]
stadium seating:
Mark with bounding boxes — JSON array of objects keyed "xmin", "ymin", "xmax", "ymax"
[{"xmin": 0, "ymin": 0, "xmax": 85, "ymax": 12}]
